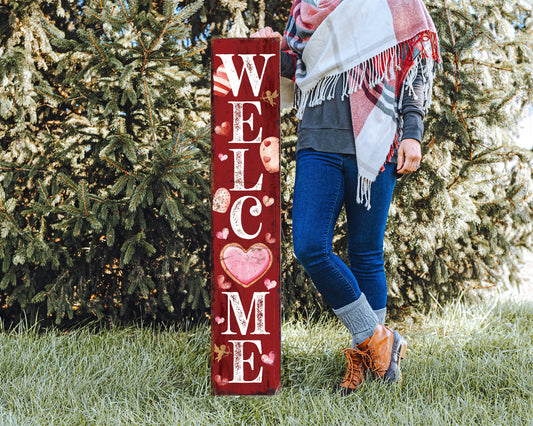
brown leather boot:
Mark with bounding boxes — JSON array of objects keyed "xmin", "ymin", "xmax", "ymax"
[
  {"xmin": 357, "ymin": 324, "xmax": 407, "ymax": 383},
  {"xmin": 339, "ymin": 348, "xmax": 372, "ymax": 393}
]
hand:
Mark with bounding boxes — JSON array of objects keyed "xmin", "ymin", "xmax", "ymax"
[
  {"xmin": 250, "ymin": 26, "xmax": 283, "ymax": 42},
  {"xmin": 397, "ymin": 138, "xmax": 422, "ymax": 174}
]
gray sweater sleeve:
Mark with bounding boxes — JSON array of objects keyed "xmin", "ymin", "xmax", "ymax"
[
  {"xmin": 281, "ymin": 51, "xmax": 296, "ymax": 80},
  {"xmin": 399, "ymin": 62, "xmax": 426, "ymax": 143}
]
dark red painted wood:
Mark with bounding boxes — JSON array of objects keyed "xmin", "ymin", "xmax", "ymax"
[{"xmin": 211, "ymin": 38, "xmax": 281, "ymax": 395}]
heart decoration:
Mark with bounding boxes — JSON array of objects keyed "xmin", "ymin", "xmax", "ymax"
[
  {"xmin": 262, "ymin": 195, "xmax": 274, "ymax": 207},
  {"xmin": 261, "ymin": 351, "xmax": 276, "ymax": 366},
  {"xmin": 218, "ymin": 153, "xmax": 228, "ymax": 161},
  {"xmin": 214, "ymin": 374, "xmax": 229, "ymax": 386},
  {"xmin": 264, "ymin": 278, "xmax": 277, "ymax": 290},
  {"xmin": 260, "ymin": 137, "xmax": 280, "ymax": 173},
  {"xmin": 220, "ymin": 243, "xmax": 273, "ymax": 288},
  {"xmin": 216, "ymin": 228, "xmax": 229, "ymax": 240},
  {"xmin": 215, "ymin": 121, "xmax": 230, "ymax": 136},
  {"xmin": 214, "ymin": 316, "xmax": 225, "ymax": 325},
  {"xmin": 216, "ymin": 275, "xmax": 232, "ymax": 290},
  {"xmin": 212, "ymin": 188, "xmax": 230, "ymax": 214},
  {"xmin": 265, "ymin": 233, "xmax": 276, "ymax": 244},
  {"xmin": 213, "ymin": 66, "xmax": 231, "ymax": 96}
]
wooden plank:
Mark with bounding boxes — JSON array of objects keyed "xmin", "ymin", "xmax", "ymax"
[{"xmin": 210, "ymin": 38, "xmax": 281, "ymax": 395}]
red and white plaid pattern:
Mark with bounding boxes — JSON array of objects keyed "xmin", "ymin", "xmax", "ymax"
[{"xmin": 282, "ymin": 0, "xmax": 440, "ymax": 209}]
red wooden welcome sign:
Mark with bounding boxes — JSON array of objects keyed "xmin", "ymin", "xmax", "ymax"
[{"xmin": 210, "ymin": 38, "xmax": 281, "ymax": 395}]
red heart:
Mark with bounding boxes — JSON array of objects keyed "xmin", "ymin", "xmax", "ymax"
[
  {"xmin": 214, "ymin": 374, "xmax": 228, "ymax": 386},
  {"xmin": 215, "ymin": 121, "xmax": 230, "ymax": 136},
  {"xmin": 265, "ymin": 233, "xmax": 276, "ymax": 244},
  {"xmin": 216, "ymin": 275, "xmax": 232, "ymax": 290},
  {"xmin": 263, "ymin": 156, "xmax": 271, "ymax": 163},
  {"xmin": 264, "ymin": 140, "xmax": 271, "ymax": 147},
  {"xmin": 220, "ymin": 243, "xmax": 272, "ymax": 288}
]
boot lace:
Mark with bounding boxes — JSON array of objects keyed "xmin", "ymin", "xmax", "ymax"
[
  {"xmin": 341, "ymin": 348, "xmax": 372, "ymax": 386},
  {"xmin": 364, "ymin": 347, "xmax": 387, "ymax": 376}
]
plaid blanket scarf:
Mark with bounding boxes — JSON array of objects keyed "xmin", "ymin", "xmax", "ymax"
[{"xmin": 281, "ymin": 0, "xmax": 440, "ymax": 209}]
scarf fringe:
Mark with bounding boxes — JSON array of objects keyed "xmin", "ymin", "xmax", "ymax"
[
  {"xmin": 397, "ymin": 39, "xmax": 437, "ymax": 115},
  {"xmin": 295, "ymin": 30, "xmax": 439, "ymax": 120},
  {"xmin": 356, "ymin": 174, "xmax": 372, "ymax": 211},
  {"xmin": 296, "ymin": 45, "xmax": 398, "ymax": 119},
  {"xmin": 383, "ymin": 133, "xmax": 401, "ymax": 171}
]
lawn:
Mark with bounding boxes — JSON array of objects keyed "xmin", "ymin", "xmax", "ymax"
[{"xmin": 0, "ymin": 294, "xmax": 532, "ymax": 425}]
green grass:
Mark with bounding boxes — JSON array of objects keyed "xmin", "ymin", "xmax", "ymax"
[{"xmin": 0, "ymin": 295, "xmax": 532, "ymax": 425}]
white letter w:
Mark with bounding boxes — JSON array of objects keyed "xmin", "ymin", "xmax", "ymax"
[{"xmin": 216, "ymin": 54, "xmax": 275, "ymax": 97}]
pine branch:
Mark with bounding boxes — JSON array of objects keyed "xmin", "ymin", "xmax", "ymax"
[{"xmin": 87, "ymin": 29, "xmax": 117, "ymax": 74}]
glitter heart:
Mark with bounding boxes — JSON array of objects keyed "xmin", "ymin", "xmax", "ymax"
[
  {"xmin": 218, "ymin": 153, "xmax": 228, "ymax": 161},
  {"xmin": 261, "ymin": 351, "xmax": 276, "ymax": 366},
  {"xmin": 264, "ymin": 278, "xmax": 277, "ymax": 290},
  {"xmin": 212, "ymin": 188, "xmax": 230, "ymax": 214},
  {"xmin": 262, "ymin": 196, "xmax": 274, "ymax": 207},
  {"xmin": 216, "ymin": 228, "xmax": 229, "ymax": 239},
  {"xmin": 215, "ymin": 316, "xmax": 225, "ymax": 325}
]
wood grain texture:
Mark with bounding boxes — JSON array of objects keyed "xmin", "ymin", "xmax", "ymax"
[{"xmin": 211, "ymin": 38, "xmax": 281, "ymax": 395}]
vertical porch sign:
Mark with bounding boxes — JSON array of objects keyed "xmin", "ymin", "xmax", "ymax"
[{"xmin": 210, "ymin": 38, "xmax": 281, "ymax": 395}]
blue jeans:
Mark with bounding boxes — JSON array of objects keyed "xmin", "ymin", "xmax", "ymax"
[{"xmin": 292, "ymin": 149, "xmax": 397, "ymax": 310}]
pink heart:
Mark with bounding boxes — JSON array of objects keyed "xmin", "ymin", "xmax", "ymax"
[
  {"xmin": 216, "ymin": 275, "xmax": 232, "ymax": 290},
  {"xmin": 215, "ymin": 121, "xmax": 230, "ymax": 136},
  {"xmin": 214, "ymin": 374, "xmax": 228, "ymax": 386},
  {"xmin": 261, "ymin": 351, "xmax": 276, "ymax": 366},
  {"xmin": 218, "ymin": 153, "xmax": 228, "ymax": 161},
  {"xmin": 220, "ymin": 243, "xmax": 273, "ymax": 288},
  {"xmin": 265, "ymin": 233, "xmax": 276, "ymax": 244},
  {"xmin": 264, "ymin": 278, "xmax": 277, "ymax": 290},
  {"xmin": 215, "ymin": 316, "xmax": 225, "ymax": 325},
  {"xmin": 262, "ymin": 195, "xmax": 274, "ymax": 207},
  {"xmin": 216, "ymin": 228, "xmax": 229, "ymax": 239}
]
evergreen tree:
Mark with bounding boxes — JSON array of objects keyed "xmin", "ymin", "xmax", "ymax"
[
  {"xmin": 0, "ymin": 0, "xmax": 211, "ymax": 325},
  {"xmin": 383, "ymin": 0, "xmax": 533, "ymax": 313},
  {"xmin": 245, "ymin": 0, "xmax": 533, "ymax": 317},
  {"xmin": 186, "ymin": 0, "xmax": 533, "ymax": 316},
  {"xmin": 185, "ymin": 0, "xmax": 290, "ymax": 41},
  {"xmin": 1, "ymin": 0, "xmax": 532, "ymax": 325}
]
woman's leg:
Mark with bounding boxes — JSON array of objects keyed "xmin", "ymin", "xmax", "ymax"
[
  {"xmin": 293, "ymin": 150, "xmax": 405, "ymax": 391},
  {"xmin": 292, "ymin": 149, "xmax": 360, "ymax": 309},
  {"xmin": 292, "ymin": 149, "xmax": 378, "ymax": 345},
  {"xmin": 338, "ymin": 160, "xmax": 405, "ymax": 391},
  {"xmin": 344, "ymin": 159, "xmax": 397, "ymax": 315}
]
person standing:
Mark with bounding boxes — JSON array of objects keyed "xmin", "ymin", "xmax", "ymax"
[{"xmin": 252, "ymin": 0, "xmax": 440, "ymax": 392}]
